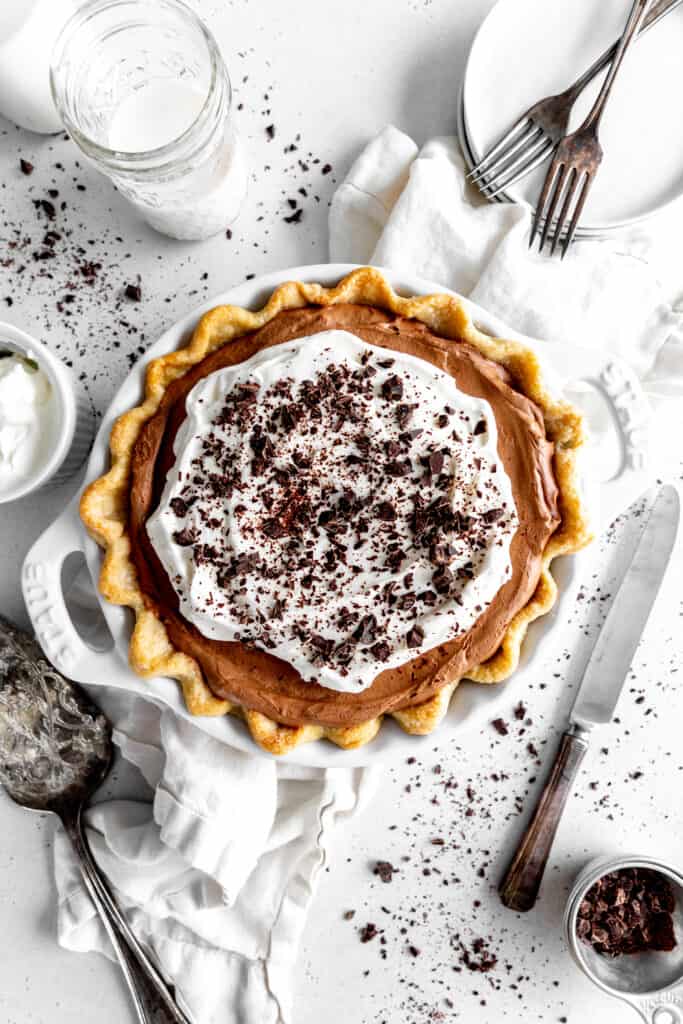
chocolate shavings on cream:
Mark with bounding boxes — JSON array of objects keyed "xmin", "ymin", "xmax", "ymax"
[{"xmin": 146, "ymin": 330, "xmax": 518, "ymax": 693}]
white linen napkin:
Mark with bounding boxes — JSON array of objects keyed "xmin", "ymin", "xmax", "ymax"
[
  {"xmin": 329, "ymin": 126, "xmax": 683, "ymax": 426},
  {"xmin": 53, "ymin": 687, "xmax": 378, "ymax": 1024}
]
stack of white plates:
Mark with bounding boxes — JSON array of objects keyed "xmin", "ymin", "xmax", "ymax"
[{"xmin": 457, "ymin": 0, "xmax": 683, "ymax": 237}]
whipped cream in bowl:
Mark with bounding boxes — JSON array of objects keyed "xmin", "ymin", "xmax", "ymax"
[
  {"xmin": 148, "ymin": 329, "xmax": 519, "ymax": 693},
  {"xmin": 0, "ymin": 350, "xmax": 55, "ymax": 487},
  {"xmin": 0, "ymin": 321, "xmax": 92, "ymax": 503}
]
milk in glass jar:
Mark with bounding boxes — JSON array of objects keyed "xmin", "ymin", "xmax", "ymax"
[{"xmin": 51, "ymin": 0, "xmax": 247, "ymax": 240}]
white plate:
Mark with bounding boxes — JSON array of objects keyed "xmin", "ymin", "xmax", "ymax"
[
  {"xmin": 463, "ymin": 0, "xmax": 683, "ymax": 232},
  {"xmin": 21, "ymin": 264, "xmax": 652, "ymax": 767}
]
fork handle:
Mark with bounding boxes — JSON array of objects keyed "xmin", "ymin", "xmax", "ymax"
[
  {"xmin": 582, "ymin": 0, "xmax": 656, "ymax": 130},
  {"xmin": 61, "ymin": 808, "xmax": 192, "ymax": 1024},
  {"xmin": 567, "ymin": 0, "xmax": 683, "ymax": 102}
]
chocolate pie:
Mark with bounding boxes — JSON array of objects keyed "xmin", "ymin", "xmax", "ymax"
[{"xmin": 81, "ymin": 268, "xmax": 591, "ymax": 754}]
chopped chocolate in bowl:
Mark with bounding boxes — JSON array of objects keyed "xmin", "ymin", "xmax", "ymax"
[
  {"xmin": 577, "ymin": 867, "xmax": 677, "ymax": 958},
  {"xmin": 566, "ymin": 856, "xmax": 683, "ymax": 1019}
]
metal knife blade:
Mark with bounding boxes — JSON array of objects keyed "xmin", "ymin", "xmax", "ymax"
[{"xmin": 571, "ymin": 484, "xmax": 680, "ymax": 731}]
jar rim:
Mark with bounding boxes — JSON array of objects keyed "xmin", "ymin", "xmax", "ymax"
[{"xmin": 50, "ymin": 0, "xmax": 229, "ymax": 174}]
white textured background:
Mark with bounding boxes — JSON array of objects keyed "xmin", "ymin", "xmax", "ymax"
[{"xmin": 1, "ymin": 1, "xmax": 682, "ymax": 1022}]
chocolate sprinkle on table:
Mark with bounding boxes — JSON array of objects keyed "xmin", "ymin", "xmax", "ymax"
[{"xmin": 374, "ymin": 861, "xmax": 399, "ymax": 883}]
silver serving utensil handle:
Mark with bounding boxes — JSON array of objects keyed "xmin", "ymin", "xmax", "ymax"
[
  {"xmin": 60, "ymin": 805, "xmax": 192, "ymax": 1024},
  {"xmin": 0, "ymin": 616, "xmax": 192, "ymax": 1024}
]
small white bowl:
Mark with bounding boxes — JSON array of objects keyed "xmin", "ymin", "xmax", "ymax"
[
  {"xmin": 564, "ymin": 854, "xmax": 683, "ymax": 1023},
  {"xmin": 0, "ymin": 321, "xmax": 93, "ymax": 504}
]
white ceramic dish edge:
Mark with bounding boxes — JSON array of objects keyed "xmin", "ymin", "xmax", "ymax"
[{"xmin": 21, "ymin": 264, "xmax": 653, "ymax": 766}]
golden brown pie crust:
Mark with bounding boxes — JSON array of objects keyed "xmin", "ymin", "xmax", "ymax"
[{"xmin": 80, "ymin": 268, "xmax": 591, "ymax": 755}]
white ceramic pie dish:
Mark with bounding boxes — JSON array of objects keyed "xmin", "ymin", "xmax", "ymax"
[{"xmin": 21, "ymin": 264, "xmax": 653, "ymax": 766}]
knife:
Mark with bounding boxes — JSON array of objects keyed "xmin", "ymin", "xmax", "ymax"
[{"xmin": 499, "ymin": 484, "xmax": 680, "ymax": 912}]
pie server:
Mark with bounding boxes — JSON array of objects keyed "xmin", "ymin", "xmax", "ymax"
[{"xmin": 500, "ymin": 483, "xmax": 680, "ymax": 912}]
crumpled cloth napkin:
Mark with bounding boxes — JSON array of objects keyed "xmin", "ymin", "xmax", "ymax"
[
  {"xmin": 329, "ymin": 126, "xmax": 683, "ymax": 450},
  {"xmin": 54, "ymin": 687, "xmax": 377, "ymax": 1023}
]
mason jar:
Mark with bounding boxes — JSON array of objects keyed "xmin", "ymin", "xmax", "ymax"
[{"xmin": 50, "ymin": 0, "xmax": 247, "ymax": 240}]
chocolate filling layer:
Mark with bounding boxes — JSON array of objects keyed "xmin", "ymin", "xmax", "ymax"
[{"xmin": 129, "ymin": 304, "xmax": 560, "ymax": 727}]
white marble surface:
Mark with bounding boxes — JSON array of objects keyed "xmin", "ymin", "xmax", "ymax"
[{"xmin": 1, "ymin": 1, "xmax": 682, "ymax": 1022}]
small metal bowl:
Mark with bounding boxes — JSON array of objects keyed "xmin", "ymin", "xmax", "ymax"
[{"xmin": 565, "ymin": 854, "xmax": 683, "ymax": 1024}]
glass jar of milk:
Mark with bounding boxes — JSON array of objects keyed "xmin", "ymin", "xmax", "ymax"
[{"xmin": 50, "ymin": 0, "xmax": 247, "ymax": 241}]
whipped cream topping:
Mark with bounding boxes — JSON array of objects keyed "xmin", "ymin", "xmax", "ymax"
[
  {"xmin": 147, "ymin": 330, "xmax": 519, "ymax": 693},
  {"xmin": 0, "ymin": 351, "xmax": 53, "ymax": 490}
]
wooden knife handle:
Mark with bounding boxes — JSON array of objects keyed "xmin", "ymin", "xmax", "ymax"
[{"xmin": 499, "ymin": 728, "xmax": 589, "ymax": 912}]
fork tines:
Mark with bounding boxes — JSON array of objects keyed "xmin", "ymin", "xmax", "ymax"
[
  {"xmin": 468, "ymin": 118, "xmax": 556, "ymax": 201},
  {"xmin": 530, "ymin": 155, "xmax": 593, "ymax": 258}
]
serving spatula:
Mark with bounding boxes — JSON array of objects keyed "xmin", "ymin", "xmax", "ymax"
[{"xmin": 0, "ymin": 615, "xmax": 191, "ymax": 1023}]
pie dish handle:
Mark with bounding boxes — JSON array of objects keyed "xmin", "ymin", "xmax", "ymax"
[
  {"xmin": 21, "ymin": 496, "xmax": 109, "ymax": 683},
  {"xmin": 563, "ymin": 353, "xmax": 652, "ymax": 532},
  {"xmin": 470, "ymin": 311, "xmax": 653, "ymax": 530}
]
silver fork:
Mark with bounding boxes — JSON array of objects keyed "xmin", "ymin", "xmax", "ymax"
[
  {"xmin": 468, "ymin": 0, "xmax": 681, "ymax": 201},
  {"xmin": 530, "ymin": 0, "xmax": 655, "ymax": 257}
]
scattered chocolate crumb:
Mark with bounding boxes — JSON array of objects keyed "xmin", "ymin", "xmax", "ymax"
[
  {"xmin": 173, "ymin": 527, "xmax": 197, "ymax": 546},
  {"xmin": 360, "ymin": 922, "xmax": 378, "ymax": 943},
  {"xmin": 125, "ymin": 282, "xmax": 142, "ymax": 302},
  {"xmin": 169, "ymin": 496, "xmax": 188, "ymax": 517},
  {"xmin": 266, "ymin": 124, "xmax": 275, "ymax": 140},
  {"xmin": 460, "ymin": 938, "xmax": 498, "ymax": 972},
  {"xmin": 406, "ymin": 624, "xmax": 425, "ymax": 649},
  {"xmin": 492, "ymin": 718, "xmax": 509, "ymax": 736},
  {"xmin": 343, "ymin": 909, "xmax": 356, "ymax": 921},
  {"xmin": 381, "ymin": 374, "xmax": 403, "ymax": 401},
  {"xmin": 374, "ymin": 860, "xmax": 398, "ymax": 883},
  {"xmin": 20, "ymin": 159, "xmax": 34, "ymax": 176}
]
